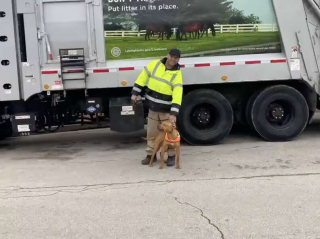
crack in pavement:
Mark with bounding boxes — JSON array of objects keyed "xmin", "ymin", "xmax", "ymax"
[
  {"xmin": 1, "ymin": 172, "xmax": 320, "ymax": 199},
  {"xmin": 2, "ymin": 191, "xmax": 61, "ymax": 199},
  {"xmin": 0, "ymin": 182, "xmax": 170, "ymax": 199},
  {"xmin": 174, "ymin": 197, "xmax": 225, "ymax": 239}
]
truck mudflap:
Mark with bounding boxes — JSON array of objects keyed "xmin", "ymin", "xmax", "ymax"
[{"xmin": 12, "ymin": 113, "xmax": 36, "ymax": 136}]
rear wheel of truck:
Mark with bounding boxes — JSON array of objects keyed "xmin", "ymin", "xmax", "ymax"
[
  {"xmin": 245, "ymin": 90, "xmax": 262, "ymax": 131},
  {"xmin": 177, "ymin": 89, "xmax": 233, "ymax": 145},
  {"xmin": 251, "ymin": 85, "xmax": 309, "ymax": 141}
]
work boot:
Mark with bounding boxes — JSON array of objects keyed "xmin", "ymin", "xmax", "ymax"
[
  {"xmin": 167, "ymin": 155, "xmax": 175, "ymax": 167},
  {"xmin": 141, "ymin": 155, "xmax": 157, "ymax": 165}
]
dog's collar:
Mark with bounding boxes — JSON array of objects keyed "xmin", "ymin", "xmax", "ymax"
[{"xmin": 165, "ymin": 132, "xmax": 180, "ymax": 143}]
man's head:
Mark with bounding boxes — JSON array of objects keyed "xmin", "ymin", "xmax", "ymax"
[{"xmin": 166, "ymin": 49, "xmax": 181, "ymax": 69}]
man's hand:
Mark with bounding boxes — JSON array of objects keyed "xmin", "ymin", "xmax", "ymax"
[
  {"xmin": 169, "ymin": 115, "xmax": 177, "ymax": 128},
  {"xmin": 131, "ymin": 94, "xmax": 137, "ymax": 103}
]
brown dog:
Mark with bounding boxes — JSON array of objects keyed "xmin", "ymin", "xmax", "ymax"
[{"xmin": 145, "ymin": 121, "xmax": 181, "ymax": 169}]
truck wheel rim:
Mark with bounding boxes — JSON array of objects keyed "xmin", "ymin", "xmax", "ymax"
[
  {"xmin": 190, "ymin": 103, "xmax": 217, "ymax": 131},
  {"xmin": 265, "ymin": 100, "xmax": 294, "ymax": 129}
]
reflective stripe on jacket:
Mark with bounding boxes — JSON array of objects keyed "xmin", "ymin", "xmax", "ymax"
[{"xmin": 131, "ymin": 58, "xmax": 183, "ymax": 116}]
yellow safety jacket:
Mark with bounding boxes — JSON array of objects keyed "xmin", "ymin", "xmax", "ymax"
[{"xmin": 131, "ymin": 58, "xmax": 183, "ymax": 116}]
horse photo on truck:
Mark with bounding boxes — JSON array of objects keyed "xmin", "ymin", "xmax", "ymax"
[{"xmin": 103, "ymin": 0, "xmax": 282, "ymax": 60}]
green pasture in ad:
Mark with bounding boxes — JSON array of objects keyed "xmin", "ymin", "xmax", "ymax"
[{"xmin": 103, "ymin": 0, "xmax": 282, "ymax": 61}]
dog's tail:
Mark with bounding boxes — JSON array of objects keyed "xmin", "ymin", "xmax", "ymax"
[{"xmin": 141, "ymin": 137, "xmax": 156, "ymax": 141}]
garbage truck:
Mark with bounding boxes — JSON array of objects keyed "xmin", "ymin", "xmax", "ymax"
[{"xmin": 0, "ymin": 0, "xmax": 320, "ymax": 145}]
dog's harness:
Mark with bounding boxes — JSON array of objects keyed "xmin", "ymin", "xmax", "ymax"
[{"xmin": 165, "ymin": 132, "xmax": 181, "ymax": 143}]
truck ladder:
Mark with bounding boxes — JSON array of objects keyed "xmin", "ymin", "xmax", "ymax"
[{"xmin": 59, "ymin": 48, "xmax": 88, "ymax": 96}]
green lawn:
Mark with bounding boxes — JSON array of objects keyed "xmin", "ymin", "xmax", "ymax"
[{"xmin": 105, "ymin": 32, "xmax": 281, "ymax": 60}]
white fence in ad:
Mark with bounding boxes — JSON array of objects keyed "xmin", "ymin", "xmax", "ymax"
[{"xmin": 104, "ymin": 24, "xmax": 279, "ymax": 37}]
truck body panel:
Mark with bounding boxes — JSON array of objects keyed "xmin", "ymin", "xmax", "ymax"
[
  {"xmin": 5, "ymin": 0, "xmax": 317, "ymax": 95},
  {"xmin": 0, "ymin": 0, "xmax": 21, "ymax": 101},
  {"xmin": 18, "ymin": 0, "xmax": 42, "ymax": 100},
  {"xmin": 274, "ymin": 0, "xmax": 319, "ymax": 87},
  {"xmin": 304, "ymin": 0, "xmax": 320, "ymax": 83},
  {"xmin": 40, "ymin": 53, "xmax": 291, "ymax": 91}
]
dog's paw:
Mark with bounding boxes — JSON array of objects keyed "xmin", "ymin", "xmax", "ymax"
[
  {"xmin": 176, "ymin": 166, "xmax": 181, "ymax": 169},
  {"xmin": 149, "ymin": 164, "xmax": 154, "ymax": 167},
  {"xmin": 159, "ymin": 166, "xmax": 164, "ymax": 170}
]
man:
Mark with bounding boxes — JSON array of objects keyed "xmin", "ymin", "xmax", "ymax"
[{"xmin": 131, "ymin": 49, "xmax": 183, "ymax": 166}]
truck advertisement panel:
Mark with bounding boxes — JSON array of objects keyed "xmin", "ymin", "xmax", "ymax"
[{"xmin": 103, "ymin": 0, "xmax": 282, "ymax": 61}]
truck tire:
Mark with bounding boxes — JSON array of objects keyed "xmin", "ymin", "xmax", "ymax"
[
  {"xmin": 250, "ymin": 85, "xmax": 309, "ymax": 141},
  {"xmin": 177, "ymin": 89, "xmax": 233, "ymax": 145},
  {"xmin": 245, "ymin": 90, "xmax": 262, "ymax": 131}
]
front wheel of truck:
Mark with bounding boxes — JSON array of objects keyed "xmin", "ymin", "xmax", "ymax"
[
  {"xmin": 250, "ymin": 85, "xmax": 309, "ymax": 141},
  {"xmin": 177, "ymin": 89, "xmax": 234, "ymax": 145}
]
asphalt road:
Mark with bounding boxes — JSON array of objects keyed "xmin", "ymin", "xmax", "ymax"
[{"xmin": 1, "ymin": 118, "xmax": 320, "ymax": 239}]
